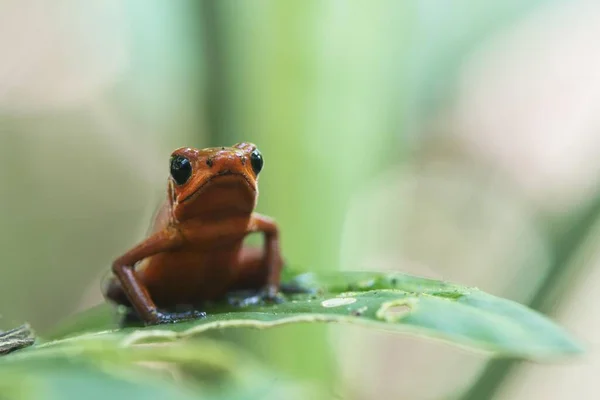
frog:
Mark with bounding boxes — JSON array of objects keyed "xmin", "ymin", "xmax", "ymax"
[{"xmin": 103, "ymin": 142, "xmax": 283, "ymax": 325}]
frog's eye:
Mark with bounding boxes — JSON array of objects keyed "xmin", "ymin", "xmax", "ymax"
[
  {"xmin": 170, "ymin": 155, "xmax": 192, "ymax": 185},
  {"xmin": 250, "ymin": 149, "xmax": 263, "ymax": 175}
]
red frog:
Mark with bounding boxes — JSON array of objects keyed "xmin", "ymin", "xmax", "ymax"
[{"xmin": 103, "ymin": 143, "xmax": 283, "ymax": 325}]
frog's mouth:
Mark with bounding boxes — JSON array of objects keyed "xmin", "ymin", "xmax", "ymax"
[{"xmin": 180, "ymin": 171, "xmax": 256, "ymax": 204}]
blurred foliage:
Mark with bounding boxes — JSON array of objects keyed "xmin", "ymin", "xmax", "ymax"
[
  {"xmin": 0, "ymin": 335, "xmax": 319, "ymax": 400},
  {"xmin": 0, "ymin": 0, "xmax": 594, "ymax": 399}
]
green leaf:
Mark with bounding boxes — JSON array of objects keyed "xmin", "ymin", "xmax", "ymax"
[
  {"xmin": 0, "ymin": 361, "xmax": 205, "ymax": 400},
  {"xmin": 45, "ymin": 268, "xmax": 582, "ymax": 360},
  {"xmin": 1, "ymin": 333, "xmax": 319, "ymax": 400}
]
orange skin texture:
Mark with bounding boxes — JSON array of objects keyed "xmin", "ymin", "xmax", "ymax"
[{"xmin": 103, "ymin": 143, "xmax": 283, "ymax": 325}]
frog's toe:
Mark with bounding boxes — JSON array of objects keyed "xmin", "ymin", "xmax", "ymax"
[
  {"xmin": 227, "ymin": 286, "xmax": 284, "ymax": 307},
  {"xmin": 148, "ymin": 310, "xmax": 207, "ymax": 325},
  {"xmin": 259, "ymin": 285, "xmax": 285, "ymax": 304}
]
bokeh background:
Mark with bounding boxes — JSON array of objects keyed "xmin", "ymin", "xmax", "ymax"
[{"xmin": 1, "ymin": 1, "xmax": 599, "ymax": 399}]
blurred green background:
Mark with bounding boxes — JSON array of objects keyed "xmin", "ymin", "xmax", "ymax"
[{"xmin": 1, "ymin": 0, "xmax": 599, "ymax": 398}]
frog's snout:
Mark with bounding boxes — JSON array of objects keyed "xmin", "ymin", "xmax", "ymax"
[{"xmin": 207, "ymin": 151, "xmax": 246, "ymax": 173}]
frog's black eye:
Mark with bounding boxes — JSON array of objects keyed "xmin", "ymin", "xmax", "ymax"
[
  {"xmin": 170, "ymin": 155, "xmax": 192, "ymax": 185},
  {"xmin": 250, "ymin": 149, "xmax": 263, "ymax": 175}
]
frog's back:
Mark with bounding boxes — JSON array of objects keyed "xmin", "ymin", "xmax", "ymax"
[{"xmin": 140, "ymin": 194, "xmax": 171, "ymax": 235}]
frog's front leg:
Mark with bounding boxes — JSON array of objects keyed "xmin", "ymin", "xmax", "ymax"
[
  {"xmin": 247, "ymin": 212, "xmax": 283, "ymax": 302},
  {"xmin": 110, "ymin": 227, "xmax": 204, "ymax": 325},
  {"xmin": 104, "ymin": 277, "xmax": 207, "ymax": 326}
]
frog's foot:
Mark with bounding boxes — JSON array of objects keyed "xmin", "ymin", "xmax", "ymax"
[
  {"xmin": 227, "ymin": 285, "xmax": 285, "ymax": 307},
  {"xmin": 259, "ymin": 284, "xmax": 285, "ymax": 304},
  {"xmin": 147, "ymin": 309, "xmax": 207, "ymax": 326}
]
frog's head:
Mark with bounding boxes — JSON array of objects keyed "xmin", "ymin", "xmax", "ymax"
[{"xmin": 167, "ymin": 142, "xmax": 263, "ymax": 221}]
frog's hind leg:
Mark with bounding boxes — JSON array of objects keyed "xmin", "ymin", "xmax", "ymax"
[
  {"xmin": 230, "ymin": 247, "xmax": 270, "ymax": 292},
  {"xmin": 228, "ymin": 248, "xmax": 309, "ymax": 305},
  {"xmin": 102, "ymin": 274, "xmax": 145, "ymax": 326},
  {"xmin": 102, "ymin": 274, "xmax": 142, "ymax": 327},
  {"xmin": 102, "ymin": 274, "xmax": 132, "ymax": 307}
]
